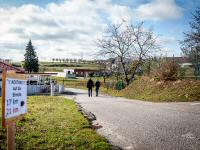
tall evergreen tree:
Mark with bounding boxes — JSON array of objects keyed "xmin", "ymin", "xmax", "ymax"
[{"xmin": 24, "ymin": 40, "xmax": 39, "ymax": 73}]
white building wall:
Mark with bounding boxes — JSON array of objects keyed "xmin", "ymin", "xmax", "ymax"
[{"xmin": 63, "ymin": 69, "xmax": 75, "ymax": 73}]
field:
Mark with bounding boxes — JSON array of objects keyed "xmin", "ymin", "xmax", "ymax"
[
  {"xmin": 53, "ymin": 77, "xmax": 87, "ymax": 89},
  {"xmin": 0, "ymin": 96, "xmax": 111, "ymax": 150},
  {"xmin": 12, "ymin": 62, "xmax": 100, "ymax": 72},
  {"xmin": 52, "ymin": 76, "xmax": 113, "ymax": 90}
]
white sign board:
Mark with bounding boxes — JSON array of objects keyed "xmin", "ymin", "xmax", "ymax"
[{"xmin": 5, "ymin": 78, "xmax": 27, "ymax": 119}]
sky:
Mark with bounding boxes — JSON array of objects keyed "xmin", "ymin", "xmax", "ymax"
[{"xmin": 0, "ymin": 0, "xmax": 199, "ymax": 61}]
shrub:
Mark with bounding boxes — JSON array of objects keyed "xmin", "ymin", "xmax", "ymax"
[
  {"xmin": 115, "ymin": 81, "xmax": 126, "ymax": 90},
  {"xmin": 179, "ymin": 67, "xmax": 187, "ymax": 79},
  {"xmin": 153, "ymin": 60, "xmax": 179, "ymax": 81}
]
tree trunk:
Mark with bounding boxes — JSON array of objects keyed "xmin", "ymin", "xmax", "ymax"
[
  {"xmin": 125, "ymin": 78, "xmax": 130, "ymax": 86},
  {"xmin": 103, "ymin": 76, "xmax": 106, "ymax": 83}
]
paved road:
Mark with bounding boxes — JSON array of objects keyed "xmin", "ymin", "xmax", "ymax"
[{"xmin": 64, "ymin": 88, "xmax": 200, "ymax": 150}]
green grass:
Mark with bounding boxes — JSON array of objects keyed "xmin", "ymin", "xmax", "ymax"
[
  {"xmin": 53, "ymin": 77, "xmax": 87, "ymax": 89},
  {"xmin": 40, "ymin": 62, "xmax": 100, "ymax": 72},
  {"xmin": 106, "ymin": 76, "xmax": 200, "ymax": 102},
  {"xmin": 0, "ymin": 96, "xmax": 111, "ymax": 150},
  {"xmin": 12, "ymin": 62, "xmax": 100, "ymax": 72},
  {"xmin": 53, "ymin": 76, "xmax": 117, "ymax": 90},
  {"xmin": 53, "ymin": 76, "xmax": 200, "ymax": 102},
  {"xmin": 53, "ymin": 77, "xmax": 98, "ymax": 89}
]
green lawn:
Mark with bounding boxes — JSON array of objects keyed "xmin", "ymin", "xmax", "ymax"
[
  {"xmin": 53, "ymin": 77, "xmax": 87, "ymax": 89},
  {"xmin": 0, "ymin": 96, "xmax": 111, "ymax": 150},
  {"xmin": 53, "ymin": 76, "xmax": 116, "ymax": 90}
]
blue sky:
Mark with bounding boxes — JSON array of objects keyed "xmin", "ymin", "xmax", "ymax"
[
  {"xmin": 0, "ymin": 0, "xmax": 62, "ymax": 7},
  {"xmin": 0, "ymin": 0, "xmax": 199, "ymax": 61}
]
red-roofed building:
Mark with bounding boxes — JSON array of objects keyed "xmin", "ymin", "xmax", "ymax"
[{"xmin": 0, "ymin": 61, "xmax": 25, "ymax": 73}]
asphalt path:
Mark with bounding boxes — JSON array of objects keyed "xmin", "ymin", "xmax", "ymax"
[{"xmin": 64, "ymin": 88, "xmax": 200, "ymax": 150}]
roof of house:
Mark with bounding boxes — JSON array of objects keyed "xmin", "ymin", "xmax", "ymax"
[
  {"xmin": 0, "ymin": 61, "xmax": 25, "ymax": 73},
  {"xmin": 74, "ymin": 68, "xmax": 100, "ymax": 72},
  {"xmin": 165, "ymin": 57, "xmax": 191, "ymax": 63}
]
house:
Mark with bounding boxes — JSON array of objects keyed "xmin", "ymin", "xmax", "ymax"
[
  {"xmin": 165, "ymin": 56, "xmax": 190, "ymax": 64},
  {"xmin": 165, "ymin": 56, "xmax": 192, "ymax": 68},
  {"xmin": 54, "ymin": 68, "xmax": 101, "ymax": 78},
  {"xmin": 55, "ymin": 69, "xmax": 76, "ymax": 78},
  {"xmin": 63, "ymin": 69, "xmax": 76, "ymax": 78},
  {"xmin": 180, "ymin": 63, "xmax": 193, "ymax": 68},
  {"xmin": 0, "ymin": 61, "xmax": 25, "ymax": 95},
  {"xmin": 0, "ymin": 60, "xmax": 25, "ymax": 73},
  {"xmin": 74, "ymin": 68, "xmax": 99, "ymax": 77}
]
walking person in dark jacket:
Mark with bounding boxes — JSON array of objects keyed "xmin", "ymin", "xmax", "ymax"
[
  {"xmin": 95, "ymin": 80, "xmax": 101, "ymax": 97},
  {"xmin": 87, "ymin": 78, "xmax": 94, "ymax": 97}
]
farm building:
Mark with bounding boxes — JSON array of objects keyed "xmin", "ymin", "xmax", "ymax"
[
  {"xmin": 0, "ymin": 60, "xmax": 25, "ymax": 73},
  {"xmin": 54, "ymin": 68, "xmax": 101, "ymax": 78},
  {"xmin": 74, "ymin": 68, "xmax": 99, "ymax": 77}
]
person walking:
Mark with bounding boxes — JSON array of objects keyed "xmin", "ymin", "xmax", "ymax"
[
  {"xmin": 95, "ymin": 80, "xmax": 101, "ymax": 97},
  {"xmin": 87, "ymin": 78, "xmax": 94, "ymax": 97}
]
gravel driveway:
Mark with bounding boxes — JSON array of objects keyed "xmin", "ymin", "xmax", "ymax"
[{"xmin": 64, "ymin": 88, "xmax": 200, "ymax": 150}]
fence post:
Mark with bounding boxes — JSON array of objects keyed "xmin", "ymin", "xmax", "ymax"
[
  {"xmin": 50, "ymin": 83, "xmax": 54, "ymax": 96},
  {"xmin": 59, "ymin": 85, "xmax": 64, "ymax": 93}
]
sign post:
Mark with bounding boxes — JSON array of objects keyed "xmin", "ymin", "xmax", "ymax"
[
  {"xmin": 50, "ymin": 81, "xmax": 54, "ymax": 96},
  {"xmin": 2, "ymin": 71, "xmax": 27, "ymax": 150},
  {"xmin": 2, "ymin": 71, "xmax": 6, "ymax": 128}
]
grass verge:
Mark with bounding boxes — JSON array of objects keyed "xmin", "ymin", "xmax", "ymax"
[
  {"xmin": 0, "ymin": 96, "xmax": 111, "ymax": 150},
  {"xmin": 53, "ymin": 76, "xmax": 200, "ymax": 102},
  {"xmin": 105, "ymin": 77, "xmax": 200, "ymax": 102}
]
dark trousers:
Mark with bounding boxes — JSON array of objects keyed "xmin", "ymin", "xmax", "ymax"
[
  {"xmin": 96, "ymin": 87, "xmax": 99, "ymax": 96},
  {"xmin": 88, "ymin": 88, "xmax": 92, "ymax": 97}
]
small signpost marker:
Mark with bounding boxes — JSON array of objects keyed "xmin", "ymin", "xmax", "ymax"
[
  {"xmin": 2, "ymin": 71, "xmax": 27, "ymax": 150},
  {"xmin": 50, "ymin": 81, "xmax": 54, "ymax": 96}
]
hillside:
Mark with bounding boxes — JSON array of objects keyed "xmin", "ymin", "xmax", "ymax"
[{"xmin": 116, "ymin": 77, "xmax": 200, "ymax": 102}]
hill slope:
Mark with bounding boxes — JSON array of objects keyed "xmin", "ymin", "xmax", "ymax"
[{"xmin": 117, "ymin": 77, "xmax": 200, "ymax": 102}]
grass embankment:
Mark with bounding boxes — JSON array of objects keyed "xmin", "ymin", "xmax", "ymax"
[
  {"xmin": 0, "ymin": 96, "xmax": 111, "ymax": 150},
  {"xmin": 111, "ymin": 77, "xmax": 200, "ymax": 102},
  {"xmin": 53, "ymin": 76, "xmax": 200, "ymax": 102}
]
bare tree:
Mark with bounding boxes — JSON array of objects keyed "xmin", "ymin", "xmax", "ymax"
[
  {"xmin": 181, "ymin": 7, "xmax": 200, "ymax": 78},
  {"xmin": 66, "ymin": 58, "xmax": 69, "ymax": 63},
  {"xmin": 97, "ymin": 22, "xmax": 159, "ymax": 86}
]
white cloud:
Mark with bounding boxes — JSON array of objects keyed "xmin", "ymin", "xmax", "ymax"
[
  {"xmin": 0, "ymin": 0, "xmax": 183, "ymax": 61},
  {"xmin": 156, "ymin": 35, "xmax": 181, "ymax": 57},
  {"xmin": 134, "ymin": 0, "xmax": 182, "ymax": 21},
  {"xmin": 0, "ymin": 1, "xmax": 107, "ymax": 61},
  {"xmin": 158, "ymin": 36, "xmax": 178, "ymax": 45}
]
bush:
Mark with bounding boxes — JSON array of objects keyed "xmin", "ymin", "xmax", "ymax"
[
  {"xmin": 179, "ymin": 67, "xmax": 187, "ymax": 79},
  {"xmin": 115, "ymin": 81, "xmax": 126, "ymax": 90},
  {"xmin": 153, "ymin": 60, "xmax": 179, "ymax": 81}
]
